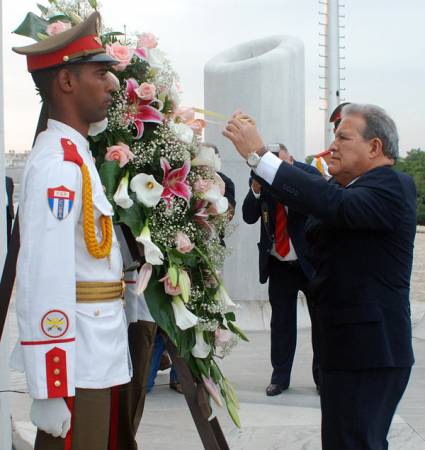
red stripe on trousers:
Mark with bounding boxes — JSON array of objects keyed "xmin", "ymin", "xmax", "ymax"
[
  {"xmin": 64, "ymin": 397, "xmax": 74, "ymax": 450},
  {"xmin": 109, "ymin": 386, "xmax": 120, "ymax": 450}
]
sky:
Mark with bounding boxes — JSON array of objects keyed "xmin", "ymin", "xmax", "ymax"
[{"xmin": 3, "ymin": 0, "xmax": 425, "ymax": 156}]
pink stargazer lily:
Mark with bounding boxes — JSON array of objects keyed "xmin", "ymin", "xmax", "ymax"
[
  {"xmin": 160, "ymin": 157, "xmax": 192, "ymax": 206},
  {"xmin": 193, "ymin": 199, "xmax": 213, "ymax": 234},
  {"xmin": 125, "ymin": 79, "xmax": 163, "ymax": 139}
]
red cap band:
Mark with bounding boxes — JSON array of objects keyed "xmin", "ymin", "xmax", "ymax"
[{"xmin": 27, "ymin": 34, "xmax": 103, "ymax": 72}]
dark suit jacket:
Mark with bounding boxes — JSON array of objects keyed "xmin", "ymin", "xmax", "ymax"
[
  {"xmin": 258, "ymin": 163, "xmax": 416, "ymax": 370},
  {"xmin": 242, "ymin": 161, "xmax": 319, "ymax": 284},
  {"xmin": 218, "ymin": 171, "xmax": 236, "ymax": 209},
  {"xmin": 6, "ymin": 176, "xmax": 14, "ymax": 244}
]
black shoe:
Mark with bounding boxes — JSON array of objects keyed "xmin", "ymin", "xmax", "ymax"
[{"xmin": 266, "ymin": 383, "xmax": 288, "ymax": 396}]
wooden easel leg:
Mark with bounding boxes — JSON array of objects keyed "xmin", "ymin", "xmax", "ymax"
[{"xmin": 163, "ymin": 336, "xmax": 230, "ymax": 450}]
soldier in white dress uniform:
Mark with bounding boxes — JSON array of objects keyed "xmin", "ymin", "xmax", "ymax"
[{"xmin": 12, "ymin": 12, "xmax": 131, "ymax": 450}]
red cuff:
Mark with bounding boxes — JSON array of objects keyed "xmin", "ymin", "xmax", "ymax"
[{"xmin": 46, "ymin": 347, "xmax": 69, "ymax": 398}]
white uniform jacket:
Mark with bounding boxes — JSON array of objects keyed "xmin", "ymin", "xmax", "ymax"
[{"xmin": 14, "ymin": 119, "xmax": 131, "ymax": 399}]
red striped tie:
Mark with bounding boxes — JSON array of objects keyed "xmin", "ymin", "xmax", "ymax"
[{"xmin": 275, "ymin": 203, "xmax": 290, "ymax": 257}]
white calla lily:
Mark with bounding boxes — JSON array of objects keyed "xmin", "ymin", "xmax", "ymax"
[
  {"xmin": 191, "ymin": 145, "xmax": 221, "ymax": 171},
  {"xmin": 192, "ymin": 327, "xmax": 211, "ymax": 358},
  {"xmin": 113, "ymin": 173, "xmax": 134, "ymax": 209},
  {"xmin": 130, "ymin": 173, "xmax": 163, "ymax": 207},
  {"xmin": 171, "ymin": 296, "xmax": 198, "ymax": 330},
  {"xmin": 215, "ymin": 285, "xmax": 236, "ymax": 310},
  {"xmin": 136, "ymin": 225, "xmax": 164, "ymax": 265}
]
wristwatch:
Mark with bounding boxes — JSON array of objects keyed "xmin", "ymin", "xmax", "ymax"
[{"xmin": 246, "ymin": 147, "xmax": 267, "ymax": 168}]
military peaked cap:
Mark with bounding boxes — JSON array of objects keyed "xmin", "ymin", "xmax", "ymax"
[{"xmin": 13, "ymin": 12, "xmax": 117, "ymax": 72}]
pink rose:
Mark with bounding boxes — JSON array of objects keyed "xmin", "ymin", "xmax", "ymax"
[
  {"xmin": 215, "ymin": 328, "xmax": 232, "ymax": 348},
  {"xmin": 46, "ymin": 21, "xmax": 71, "ymax": 36},
  {"xmin": 137, "ymin": 32, "xmax": 158, "ymax": 49},
  {"xmin": 106, "ymin": 43, "xmax": 134, "ymax": 71},
  {"xmin": 175, "ymin": 232, "xmax": 194, "ymax": 254},
  {"xmin": 105, "ymin": 142, "xmax": 135, "ymax": 168},
  {"xmin": 193, "ymin": 178, "xmax": 213, "ymax": 194},
  {"xmin": 136, "ymin": 83, "xmax": 156, "ymax": 101},
  {"xmin": 160, "ymin": 274, "xmax": 182, "ymax": 296}
]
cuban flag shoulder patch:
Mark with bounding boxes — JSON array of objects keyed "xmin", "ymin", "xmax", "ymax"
[{"xmin": 47, "ymin": 185, "xmax": 75, "ymax": 220}]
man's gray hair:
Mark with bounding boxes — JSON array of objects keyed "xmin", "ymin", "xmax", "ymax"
[{"xmin": 341, "ymin": 103, "xmax": 399, "ymax": 160}]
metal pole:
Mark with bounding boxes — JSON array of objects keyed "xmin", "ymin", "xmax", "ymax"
[
  {"xmin": 0, "ymin": 0, "xmax": 13, "ymax": 446},
  {"xmin": 324, "ymin": 0, "xmax": 341, "ymax": 147}
]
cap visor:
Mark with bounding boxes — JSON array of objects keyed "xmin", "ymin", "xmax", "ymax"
[{"xmin": 68, "ymin": 52, "xmax": 119, "ymax": 66}]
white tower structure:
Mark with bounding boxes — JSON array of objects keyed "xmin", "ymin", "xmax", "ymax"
[
  {"xmin": 0, "ymin": 0, "xmax": 12, "ymax": 447},
  {"xmin": 204, "ymin": 36, "xmax": 304, "ymax": 326},
  {"xmin": 319, "ymin": 0, "xmax": 346, "ymax": 147}
]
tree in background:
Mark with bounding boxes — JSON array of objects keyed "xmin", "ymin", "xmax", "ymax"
[{"xmin": 395, "ymin": 149, "xmax": 425, "ymax": 225}]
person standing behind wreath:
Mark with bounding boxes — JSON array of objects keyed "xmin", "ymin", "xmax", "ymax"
[
  {"xmin": 11, "ymin": 13, "xmax": 131, "ymax": 450},
  {"xmin": 242, "ymin": 143, "xmax": 321, "ymax": 396}
]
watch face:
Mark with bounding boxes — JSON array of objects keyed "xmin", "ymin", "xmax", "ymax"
[{"xmin": 248, "ymin": 152, "xmax": 260, "ymax": 167}]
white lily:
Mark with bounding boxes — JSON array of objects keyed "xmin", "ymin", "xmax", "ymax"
[
  {"xmin": 130, "ymin": 173, "xmax": 163, "ymax": 207},
  {"xmin": 136, "ymin": 224, "xmax": 164, "ymax": 265},
  {"xmin": 136, "ymin": 262, "xmax": 153, "ymax": 295},
  {"xmin": 215, "ymin": 285, "xmax": 236, "ymax": 310},
  {"xmin": 171, "ymin": 296, "xmax": 198, "ymax": 330},
  {"xmin": 147, "ymin": 47, "xmax": 167, "ymax": 70},
  {"xmin": 113, "ymin": 173, "xmax": 134, "ymax": 209},
  {"xmin": 168, "ymin": 121, "xmax": 194, "ymax": 144},
  {"xmin": 191, "ymin": 327, "xmax": 211, "ymax": 358},
  {"xmin": 191, "ymin": 145, "xmax": 221, "ymax": 171}
]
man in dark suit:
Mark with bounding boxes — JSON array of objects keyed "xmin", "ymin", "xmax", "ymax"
[
  {"xmin": 5, "ymin": 176, "xmax": 15, "ymax": 247},
  {"xmin": 224, "ymin": 103, "xmax": 415, "ymax": 450},
  {"xmin": 242, "ymin": 143, "xmax": 320, "ymax": 396}
]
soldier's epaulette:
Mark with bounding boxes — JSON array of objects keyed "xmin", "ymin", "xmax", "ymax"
[{"xmin": 61, "ymin": 138, "xmax": 83, "ymax": 167}]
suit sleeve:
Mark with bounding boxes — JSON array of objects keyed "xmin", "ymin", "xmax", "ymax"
[
  {"xmin": 16, "ymin": 156, "xmax": 82, "ymax": 399},
  {"xmin": 258, "ymin": 159, "xmax": 405, "ymax": 231},
  {"xmin": 242, "ymin": 179, "xmax": 262, "ymax": 224}
]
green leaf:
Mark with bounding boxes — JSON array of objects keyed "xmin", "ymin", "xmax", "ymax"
[
  {"xmin": 117, "ymin": 203, "xmax": 144, "ymax": 237},
  {"xmin": 210, "ymin": 362, "xmax": 221, "ymax": 384},
  {"xmin": 98, "ymin": 161, "xmax": 121, "ymax": 203},
  {"xmin": 48, "ymin": 14, "xmax": 71, "ymax": 23},
  {"xmin": 224, "ymin": 312, "xmax": 236, "ymax": 322},
  {"xmin": 88, "ymin": 0, "xmax": 98, "ymax": 9},
  {"xmin": 195, "ymin": 358, "xmax": 210, "ymax": 378},
  {"xmin": 176, "ymin": 328, "xmax": 196, "ymax": 360},
  {"xmin": 37, "ymin": 3, "xmax": 49, "ymax": 15},
  {"xmin": 227, "ymin": 321, "xmax": 249, "ymax": 342},
  {"xmin": 225, "ymin": 398, "xmax": 241, "ymax": 428},
  {"xmin": 13, "ymin": 12, "xmax": 48, "ymax": 41},
  {"xmin": 144, "ymin": 277, "xmax": 178, "ymax": 345}
]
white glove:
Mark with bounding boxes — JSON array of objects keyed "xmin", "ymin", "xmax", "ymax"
[{"xmin": 30, "ymin": 398, "xmax": 72, "ymax": 438}]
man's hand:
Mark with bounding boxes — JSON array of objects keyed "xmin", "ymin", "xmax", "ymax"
[
  {"xmin": 251, "ymin": 179, "xmax": 262, "ymax": 194},
  {"xmin": 30, "ymin": 398, "xmax": 72, "ymax": 438},
  {"xmin": 223, "ymin": 114, "xmax": 264, "ymax": 159}
]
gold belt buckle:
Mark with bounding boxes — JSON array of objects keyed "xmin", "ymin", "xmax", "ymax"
[{"xmin": 120, "ymin": 279, "xmax": 126, "ymax": 299}]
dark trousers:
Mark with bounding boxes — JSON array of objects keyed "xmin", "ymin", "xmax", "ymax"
[
  {"xmin": 116, "ymin": 320, "xmax": 157, "ymax": 450},
  {"xmin": 34, "ymin": 388, "xmax": 111, "ymax": 450},
  {"xmin": 268, "ymin": 257, "xmax": 318, "ymax": 387},
  {"xmin": 319, "ymin": 367, "xmax": 411, "ymax": 450}
]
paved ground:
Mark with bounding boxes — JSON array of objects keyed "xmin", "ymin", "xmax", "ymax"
[{"xmin": 9, "ymin": 323, "xmax": 425, "ymax": 449}]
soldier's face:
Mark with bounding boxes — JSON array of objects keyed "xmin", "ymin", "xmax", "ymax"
[{"xmin": 72, "ymin": 63, "xmax": 116, "ymax": 123}]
